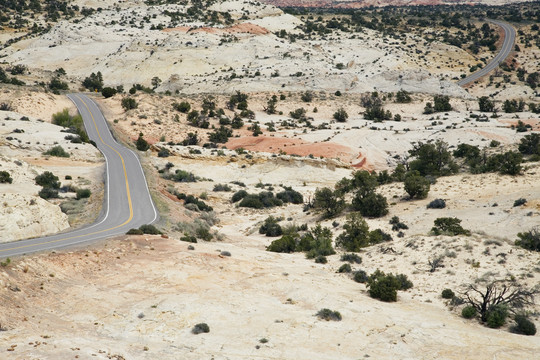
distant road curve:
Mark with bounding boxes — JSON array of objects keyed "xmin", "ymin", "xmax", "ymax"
[
  {"xmin": 0, "ymin": 94, "xmax": 158, "ymax": 258},
  {"xmin": 458, "ymin": 19, "xmax": 516, "ymax": 87}
]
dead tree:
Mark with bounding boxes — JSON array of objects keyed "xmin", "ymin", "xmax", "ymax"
[
  {"xmin": 462, "ymin": 280, "xmax": 537, "ymax": 322},
  {"xmin": 428, "ymin": 256, "xmax": 444, "ymax": 272}
]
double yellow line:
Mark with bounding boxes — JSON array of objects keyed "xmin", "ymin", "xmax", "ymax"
[{"xmin": 0, "ymin": 95, "xmax": 133, "ymax": 254}]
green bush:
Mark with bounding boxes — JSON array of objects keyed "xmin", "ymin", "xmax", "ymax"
[
  {"xmin": 138, "ymin": 224, "xmax": 162, "ymax": 235},
  {"xmin": 314, "ymin": 255, "xmax": 327, "ymax": 263},
  {"xmin": 431, "ymin": 217, "xmax": 470, "ymax": 236},
  {"xmin": 101, "ymin": 87, "xmax": 117, "ymax": 98},
  {"xmin": 52, "ymin": 109, "xmax": 89, "ymax": 143},
  {"xmin": 208, "ymin": 126, "xmax": 232, "ymax": 143},
  {"xmin": 512, "ymin": 315, "xmax": 537, "ymax": 335},
  {"xmin": 121, "ymin": 97, "xmax": 138, "ymax": 111},
  {"xmin": 44, "ymin": 145, "xmax": 70, "ymax": 158},
  {"xmin": 368, "ymin": 229, "xmax": 392, "ymax": 244},
  {"xmin": 336, "ymin": 213, "xmax": 370, "ymax": 251},
  {"xmin": 316, "ymin": 308, "xmax": 342, "ymax": 321},
  {"xmin": 259, "ymin": 216, "xmax": 283, "ymax": 237},
  {"xmin": 180, "ymin": 235, "xmax": 197, "ymax": 243},
  {"xmin": 82, "ymin": 71, "xmax": 103, "ymax": 91},
  {"xmin": 313, "ymin": 187, "xmax": 344, "ymax": 218},
  {"xmin": 340, "ymin": 253, "xmax": 362, "ymax": 264},
  {"xmin": 75, "ymin": 188, "xmax": 91, "ymax": 199},
  {"xmin": 462, "ymin": 305, "xmax": 477, "ymax": 319},
  {"xmin": 353, "ymin": 270, "xmax": 368, "ymax": 283},
  {"xmin": 352, "ymin": 191, "xmax": 389, "ymax": 217},
  {"xmin": 266, "ymin": 234, "xmax": 297, "ymax": 253},
  {"xmin": 404, "ymin": 171, "xmax": 430, "ymax": 199},
  {"xmin": 515, "ymin": 227, "xmax": 540, "ymax": 252},
  {"xmin": 135, "ymin": 132, "xmax": 150, "ymax": 151},
  {"xmin": 333, "ymin": 108, "xmax": 348, "ymax": 122},
  {"xmin": 39, "ymin": 187, "xmax": 59, "ymax": 199},
  {"xmin": 486, "ymin": 304, "xmax": 508, "ymax": 328},
  {"xmin": 0, "ymin": 170, "xmax": 13, "ymax": 184},
  {"xmin": 337, "ymin": 263, "xmax": 352, "ymax": 273},
  {"xmin": 35, "ymin": 171, "xmax": 60, "ymax": 189},
  {"xmin": 49, "ymin": 77, "xmax": 69, "ymax": 91},
  {"xmin": 192, "ymin": 323, "xmax": 210, "ymax": 334},
  {"xmin": 300, "ymin": 224, "xmax": 335, "ymax": 259},
  {"xmin": 126, "ymin": 228, "xmax": 144, "ymax": 235},
  {"xmin": 367, "ymin": 270, "xmax": 413, "ymax": 302},
  {"xmin": 276, "ymin": 187, "xmax": 303, "ymax": 204},
  {"xmin": 173, "ymin": 101, "xmax": 191, "ymax": 113},
  {"xmin": 442, "ymin": 289, "xmax": 455, "ymax": 299},
  {"xmin": 238, "ymin": 192, "xmax": 282, "ymax": 209},
  {"xmin": 231, "ymin": 190, "xmax": 248, "ymax": 202}
]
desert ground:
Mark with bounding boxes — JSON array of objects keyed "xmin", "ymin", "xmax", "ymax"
[{"xmin": 0, "ymin": 0, "xmax": 539, "ymax": 358}]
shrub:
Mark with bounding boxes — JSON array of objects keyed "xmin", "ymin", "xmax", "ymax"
[
  {"xmin": 367, "ymin": 272, "xmax": 400, "ymax": 302},
  {"xmin": 340, "ymin": 253, "xmax": 362, "ymax": 264},
  {"xmin": 431, "ymin": 217, "xmax": 470, "ymax": 236},
  {"xmin": 168, "ymin": 169, "xmax": 196, "ymax": 183},
  {"xmin": 135, "ymin": 133, "xmax": 150, "ymax": 151},
  {"xmin": 313, "ymin": 187, "xmax": 344, "ymax": 218},
  {"xmin": 192, "ymin": 323, "xmax": 210, "ymax": 334},
  {"xmin": 314, "ymin": 255, "xmax": 327, "ymax": 264},
  {"xmin": 138, "ymin": 224, "xmax": 162, "ymax": 235},
  {"xmin": 231, "ymin": 190, "xmax": 248, "ymax": 202},
  {"xmin": 336, "ymin": 213, "xmax": 370, "ymax": 251},
  {"xmin": 486, "ymin": 304, "xmax": 508, "ymax": 328},
  {"xmin": 101, "ymin": 87, "xmax": 117, "ymax": 98},
  {"xmin": 49, "ymin": 77, "xmax": 69, "ymax": 91},
  {"xmin": 427, "ymin": 199, "xmax": 446, "ymax": 209},
  {"xmin": 512, "ymin": 315, "xmax": 537, "ymax": 335},
  {"xmin": 333, "ymin": 108, "xmax": 348, "ymax": 122},
  {"xmin": 316, "ymin": 308, "xmax": 342, "ymax": 321},
  {"xmin": 75, "ymin": 188, "xmax": 91, "ymax": 199},
  {"xmin": 462, "ymin": 305, "xmax": 477, "ymax": 319},
  {"xmin": 513, "ymin": 198, "xmax": 527, "ymax": 207},
  {"xmin": 300, "ymin": 224, "xmax": 335, "ymax": 258},
  {"xmin": 126, "ymin": 228, "xmax": 144, "ymax": 235},
  {"xmin": 52, "ymin": 109, "xmax": 89, "ymax": 143},
  {"xmin": 404, "ymin": 171, "xmax": 430, "ymax": 199},
  {"xmin": 518, "ymin": 133, "xmax": 540, "ymax": 155},
  {"xmin": 121, "ymin": 97, "xmax": 138, "ymax": 111},
  {"xmin": 208, "ymin": 126, "xmax": 232, "ymax": 143},
  {"xmin": 38, "ymin": 187, "xmax": 59, "ymax": 199},
  {"xmin": 353, "ymin": 270, "xmax": 368, "ymax": 283},
  {"xmin": 337, "ymin": 263, "xmax": 352, "ymax": 273},
  {"xmin": 173, "ymin": 101, "xmax": 191, "ymax": 113},
  {"xmin": 478, "ymin": 96, "xmax": 495, "ymax": 112},
  {"xmin": 259, "ymin": 216, "xmax": 283, "ymax": 237},
  {"xmin": 276, "ymin": 187, "xmax": 303, "ymax": 204},
  {"xmin": 0, "ymin": 171, "xmax": 13, "ymax": 184},
  {"xmin": 442, "ymin": 289, "xmax": 455, "ymax": 299},
  {"xmin": 515, "ymin": 227, "xmax": 540, "ymax": 252},
  {"xmin": 35, "ymin": 171, "xmax": 60, "ymax": 189},
  {"xmin": 352, "ymin": 191, "xmax": 388, "ymax": 218},
  {"xmin": 395, "ymin": 90, "xmax": 412, "ymax": 103},
  {"xmin": 239, "ymin": 192, "xmax": 282, "ymax": 209},
  {"xmin": 368, "ymin": 229, "xmax": 392, "ymax": 244},
  {"xmin": 266, "ymin": 234, "xmax": 297, "ymax": 253},
  {"xmin": 157, "ymin": 149, "xmax": 170, "ymax": 157},
  {"xmin": 82, "ymin": 72, "xmax": 103, "ymax": 91},
  {"xmin": 44, "ymin": 145, "xmax": 70, "ymax": 158},
  {"xmin": 213, "ymin": 184, "xmax": 232, "ymax": 192}
]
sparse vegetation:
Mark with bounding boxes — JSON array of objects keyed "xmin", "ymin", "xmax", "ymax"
[{"xmin": 316, "ymin": 308, "xmax": 342, "ymax": 321}]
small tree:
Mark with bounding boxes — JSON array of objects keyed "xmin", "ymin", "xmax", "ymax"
[
  {"xmin": 101, "ymin": 87, "xmax": 117, "ymax": 98},
  {"xmin": 336, "ymin": 212, "xmax": 370, "ymax": 252},
  {"xmin": 431, "ymin": 217, "xmax": 470, "ymax": 236},
  {"xmin": 462, "ymin": 280, "xmax": 537, "ymax": 323},
  {"xmin": 82, "ymin": 71, "xmax": 103, "ymax": 91},
  {"xmin": 313, "ymin": 187, "xmax": 344, "ymax": 218},
  {"xmin": 173, "ymin": 101, "xmax": 191, "ymax": 113},
  {"xmin": 35, "ymin": 171, "xmax": 60, "ymax": 189},
  {"xmin": 478, "ymin": 96, "xmax": 495, "ymax": 112},
  {"xmin": 404, "ymin": 171, "xmax": 430, "ymax": 199},
  {"xmin": 333, "ymin": 108, "xmax": 348, "ymax": 122},
  {"xmin": 135, "ymin": 132, "xmax": 150, "ymax": 151},
  {"xmin": 121, "ymin": 97, "xmax": 138, "ymax": 111},
  {"xmin": 367, "ymin": 270, "xmax": 413, "ymax": 302}
]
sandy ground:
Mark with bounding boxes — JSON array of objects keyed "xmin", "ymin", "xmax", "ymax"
[{"xmin": 0, "ymin": 229, "xmax": 538, "ymax": 359}]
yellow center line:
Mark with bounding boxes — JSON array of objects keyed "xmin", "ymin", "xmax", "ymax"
[{"xmin": 0, "ymin": 95, "xmax": 134, "ymax": 254}]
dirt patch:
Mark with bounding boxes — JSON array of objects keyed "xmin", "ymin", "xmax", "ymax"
[{"xmin": 225, "ymin": 135, "xmax": 356, "ymax": 162}]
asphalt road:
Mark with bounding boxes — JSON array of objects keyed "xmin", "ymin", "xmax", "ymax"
[
  {"xmin": 458, "ymin": 20, "xmax": 516, "ymax": 87},
  {"xmin": 0, "ymin": 93, "xmax": 158, "ymax": 258}
]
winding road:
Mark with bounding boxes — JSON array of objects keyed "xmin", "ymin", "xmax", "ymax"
[
  {"xmin": 0, "ymin": 94, "xmax": 158, "ymax": 258},
  {"xmin": 458, "ymin": 19, "xmax": 516, "ymax": 87}
]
